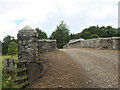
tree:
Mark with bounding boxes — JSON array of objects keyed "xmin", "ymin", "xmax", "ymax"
[
  {"xmin": 7, "ymin": 42, "xmax": 18, "ymax": 56},
  {"xmin": 81, "ymin": 26, "xmax": 104, "ymax": 38},
  {"xmin": 104, "ymin": 26, "xmax": 117, "ymax": 37},
  {"xmin": 2, "ymin": 35, "xmax": 12, "ymax": 55},
  {"xmin": 2, "ymin": 35, "xmax": 18, "ymax": 55},
  {"xmin": 36, "ymin": 28, "xmax": 47, "ymax": 39},
  {"xmin": 70, "ymin": 33, "xmax": 81, "ymax": 39},
  {"xmin": 50, "ymin": 21, "xmax": 70, "ymax": 48},
  {"xmin": 90, "ymin": 34, "xmax": 100, "ymax": 39},
  {"xmin": 117, "ymin": 28, "xmax": 120, "ymax": 36},
  {"xmin": 79, "ymin": 25, "xmax": 118, "ymax": 39},
  {"xmin": 81, "ymin": 30, "xmax": 91, "ymax": 39}
]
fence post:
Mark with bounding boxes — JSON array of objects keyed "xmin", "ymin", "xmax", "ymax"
[{"xmin": 4, "ymin": 58, "xmax": 14, "ymax": 75}]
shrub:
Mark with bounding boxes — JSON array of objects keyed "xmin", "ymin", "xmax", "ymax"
[{"xmin": 90, "ymin": 34, "xmax": 100, "ymax": 39}]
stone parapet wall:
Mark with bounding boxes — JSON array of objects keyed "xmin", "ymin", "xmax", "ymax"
[
  {"xmin": 63, "ymin": 37, "xmax": 120, "ymax": 50},
  {"xmin": 38, "ymin": 39, "xmax": 57, "ymax": 53}
]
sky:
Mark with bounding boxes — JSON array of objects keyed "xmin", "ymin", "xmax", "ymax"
[{"xmin": 0, "ymin": 0, "xmax": 119, "ymax": 41}]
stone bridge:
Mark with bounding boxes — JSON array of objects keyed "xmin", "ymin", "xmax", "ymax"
[{"xmin": 17, "ymin": 26, "xmax": 119, "ymax": 88}]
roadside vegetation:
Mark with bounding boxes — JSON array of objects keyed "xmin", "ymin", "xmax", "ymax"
[
  {"xmin": 1, "ymin": 36, "xmax": 18, "ymax": 88},
  {"xmin": 1, "ymin": 55, "xmax": 18, "ymax": 88}
]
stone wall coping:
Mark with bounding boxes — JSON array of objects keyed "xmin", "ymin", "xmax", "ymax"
[
  {"xmin": 69, "ymin": 38, "xmax": 84, "ymax": 44},
  {"xmin": 68, "ymin": 37, "xmax": 120, "ymax": 44},
  {"xmin": 38, "ymin": 39, "xmax": 56, "ymax": 42}
]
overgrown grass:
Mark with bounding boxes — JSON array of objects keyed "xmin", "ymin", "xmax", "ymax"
[{"xmin": 1, "ymin": 55, "xmax": 18, "ymax": 88}]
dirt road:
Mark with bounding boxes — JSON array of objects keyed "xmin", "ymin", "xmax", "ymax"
[
  {"xmin": 61, "ymin": 48, "xmax": 118, "ymax": 88},
  {"xmin": 31, "ymin": 48, "xmax": 118, "ymax": 88}
]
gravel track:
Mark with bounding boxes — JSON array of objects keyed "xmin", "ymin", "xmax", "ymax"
[
  {"xmin": 31, "ymin": 48, "xmax": 118, "ymax": 88},
  {"xmin": 61, "ymin": 48, "xmax": 118, "ymax": 88}
]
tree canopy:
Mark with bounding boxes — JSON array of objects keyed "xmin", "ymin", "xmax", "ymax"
[
  {"xmin": 75, "ymin": 25, "xmax": 118, "ymax": 40},
  {"xmin": 117, "ymin": 28, "xmax": 120, "ymax": 36},
  {"xmin": 7, "ymin": 42, "xmax": 18, "ymax": 56},
  {"xmin": 2, "ymin": 35, "xmax": 18, "ymax": 55},
  {"xmin": 70, "ymin": 33, "xmax": 81, "ymax": 39},
  {"xmin": 50, "ymin": 21, "xmax": 70, "ymax": 48},
  {"xmin": 90, "ymin": 34, "xmax": 100, "ymax": 39},
  {"xmin": 36, "ymin": 28, "xmax": 47, "ymax": 39}
]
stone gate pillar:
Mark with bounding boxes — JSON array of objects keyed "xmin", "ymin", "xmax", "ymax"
[
  {"xmin": 17, "ymin": 26, "xmax": 38, "ymax": 61},
  {"xmin": 17, "ymin": 26, "xmax": 41, "ymax": 85}
]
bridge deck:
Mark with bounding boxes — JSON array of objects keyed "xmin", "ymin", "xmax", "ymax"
[{"xmin": 30, "ymin": 48, "xmax": 118, "ymax": 88}]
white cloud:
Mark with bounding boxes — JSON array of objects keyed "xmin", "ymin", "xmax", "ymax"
[{"xmin": 0, "ymin": 0, "xmax": 119, "ymax": 41}]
